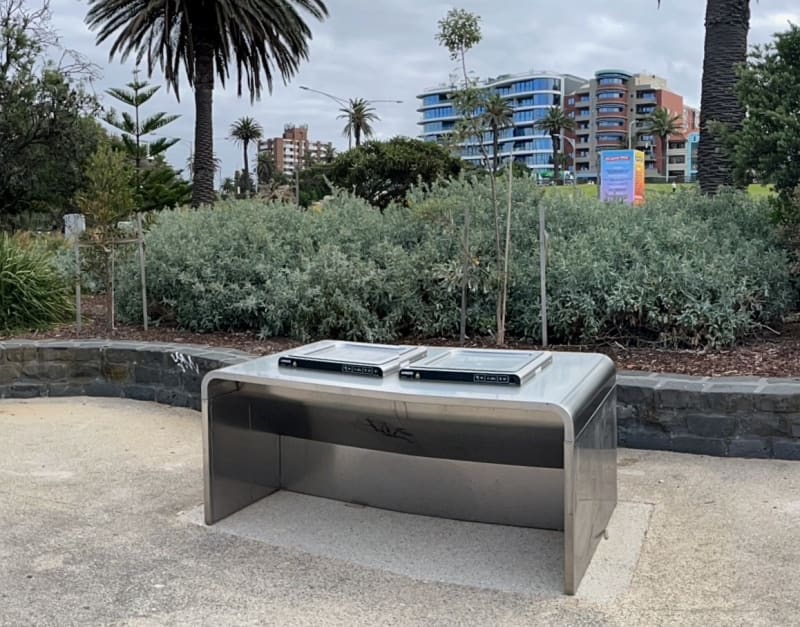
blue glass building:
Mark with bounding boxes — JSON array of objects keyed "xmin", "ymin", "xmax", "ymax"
[{"xmin": 417, "ymin": 71, "xmax": 587, "ymax": 176}]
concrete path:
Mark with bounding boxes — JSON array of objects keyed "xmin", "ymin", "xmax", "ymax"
[{"xmin": 0, "ymin": 397, "xmax": 798, "ymax": 626}]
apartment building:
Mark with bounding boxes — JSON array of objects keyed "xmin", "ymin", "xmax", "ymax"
[
  {"xmin": 417, "ymin": 71, "xmax": 587, "ymax": 177},
  {"xmin": 564, "ymin": 70, "xmax": 699, "ymax": 182},
  {"xmin": 257, "ymin": 124, "xmax": 333, "ymax": 176}
]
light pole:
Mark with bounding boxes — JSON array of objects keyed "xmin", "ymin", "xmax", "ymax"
[
  {"xmin": 628, "ymin": 118, "xmax": 638, "ymax": 150},
  {"xmin": 299, "ymin": 85, "xmax": 403, "ymax": 149},
  {"xmin": 562, "ymin": 135, "xmax": 578, "ymax": 187}
]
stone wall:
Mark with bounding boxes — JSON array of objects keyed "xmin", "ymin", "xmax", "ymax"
[
  {"xmin": 1, "ymin": 339, "xmax": 798, "ymax": 461},
  {"xmin": 618, "ymin": 373, "xmax": 800, "ymax": 460}
]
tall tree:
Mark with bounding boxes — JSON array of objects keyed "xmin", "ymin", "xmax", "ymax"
[
  {"xmin": 643, "ymin": 106, "xmax": 684, "ymax": 182},
  {"xmin": 535, "ymin": 106, "xmax": 576, "ymax": 185},
  {"xmin": 0, "ymin": 0, "xmax": 103, "ymax": 229},
  {"xmin": 727, "ymin": 24, "xmax": 800, "ymax": 216},
  {"xmin": 338, "ymin": 98, "xmax": 379, "ymax": 148},
  {"xmin": 436, "ymin": 7, "xmax": 482, "ymax": 345},
  {"xmin": 482, "ymin": 93, "xmax": 514, "ymax": 175},
  {"xmin": 103, "ymin": 72, "xmax": 189, "ymax": 210},
  {"xmin": 230, "ymin": 116, "xmax": 263, "ymax": 195},
  {"xmin": 86, "ymin": 0, "xmax": 328, "ymax": 208},
  {"xmin": 659, "ymin": 0, "xmax": 751, "ymax": 193},
  {"xmin": 104, "ymin": 73, "xmax": 179, "ymax": 178}
]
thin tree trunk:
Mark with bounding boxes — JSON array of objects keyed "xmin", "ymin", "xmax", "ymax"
[
  {"xmin": 663, "ymin": 137, "xmax": 668, "ymax": 183},
  {"xmin": 355, "ymin": 123, "xmax": 361, "ymax": 147},
  {"xmin": 492, "ymin": 124, "xmax": 499, "ymax": 174},
  {"xmin": 499, "ymin": 159, "xmax": 514, "ymax": 346},
  {"xmin": 698, "ymin": 0, "xmax": 750, "ymax": 194},
  {"xmin": 242, "ymin": 140, "xmax": 249, "ymax": 196},
  {"xmin": 458, "ymin": 49, "xmax": 471, "ymax": 345},
  {"xmin": 191, "ymin": 42, "xmax": 216, "ymax": 207},
  {"xmin": 551, "ymin": 133, "xmax": 560, "ymax": 184}
]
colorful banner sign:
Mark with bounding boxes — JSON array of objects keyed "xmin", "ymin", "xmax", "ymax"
[{"xmin": 600, "ymin": 150, "xmax": 645, "ymax": 205}]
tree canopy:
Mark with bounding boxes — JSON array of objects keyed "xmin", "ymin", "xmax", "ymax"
[
  {"xmin": 86, "ymin": 0, "xmax": 328, "ymax": 206},
  {"xmin": 323, "ymin": 137, "xmax": 463, "ymax": 210},
  {"xmin": 728, "ymin": 23, "xmax": 800, "ymax": 218},
  {"xmin": 0, "ymin": 0, "xmax": 103, "ymax": 229}
]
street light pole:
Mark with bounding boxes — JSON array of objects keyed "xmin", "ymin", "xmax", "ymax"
[
  {"xmin": 628, "ymin": 118, "xmax": 637, "ymax": 150},
  {"xmin": 299, "ymin": 86, "xmax": 403, "ymax": 150}
]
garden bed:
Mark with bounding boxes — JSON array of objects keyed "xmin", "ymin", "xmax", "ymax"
[{"xmin": 3, "ymin": 296, "xmax": 800, "ymax": 378}]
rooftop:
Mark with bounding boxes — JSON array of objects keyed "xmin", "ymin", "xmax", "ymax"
[{"xmin": 2, "ymin": 397, "xmax": 798, "ymax": 625}]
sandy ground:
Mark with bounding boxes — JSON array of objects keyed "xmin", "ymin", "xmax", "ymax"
[{"xmin": 1, "ymin": 397, "xmax": 799, "ymax": 626}]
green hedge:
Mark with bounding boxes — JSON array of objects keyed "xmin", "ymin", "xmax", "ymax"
[
  {"xmin": 116, "ymin": 180, "xmax": 795, "ymax": 348},
  {"xmin": 0, "ymin": 234, "xmax": 73, "ymax": 331}
]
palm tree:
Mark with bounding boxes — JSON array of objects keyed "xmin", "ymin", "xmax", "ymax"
[
  {"xmin": 86, "ymin": 0, "xmax": 328, "ymax": 207},
  {"xmin": 230, "ymin": 116, "xmax": 263, "ymax": 195},
  {"xmin": 535, "ymin": 106, "xmax": 576, "ymax": 184},
  {"xmin": 481, "ymin": 93, "xmax": 514, "ymax": 174},
  {"xmin": 658, "ymin": 0, "xmax": 751, "ymax": 193},
  {"xmin": 256, "ymin": 151, "xmax": 278, "ymax": 190},
  {"xmin": 338, "ymin": 98, "xmax": 379, "ymax": 148},
  {"xmin": 643, "ymin": 107, "xmax": 684, "ymax": 182}
]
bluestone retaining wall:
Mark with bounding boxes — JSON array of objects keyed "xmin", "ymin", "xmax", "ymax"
[{"xmin": 1, "ymin": 339, "xmax": 798, "ymax": 461}]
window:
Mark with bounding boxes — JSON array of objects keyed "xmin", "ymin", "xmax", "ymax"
[
  {"xmin": 567, "ymin": 97, "xmax": 575, "ymax": 106},
  {"xmin": 513, "ymin": 109, "xmax": 548, "ymax": 123},
  {"xmin": 511, "ymin": 78, "xmax": 561, "ymax": 93},
  {"xmin": 637, "ymin": 91, "xmax": 657, "ymax": 101},
  {"xmin": 422, "ymin": 94, "xmax": 446, "ymax": 106},
  {"xmin": 597, "ymin": 106, "xmax": 624, "ymax": 114},
  {"xmin": 598, "ymin": 77, "xmax": 624, "ymax": 86},
  {"xmin": 422, "ymin": 106, "xmax": 455, "ymax": 119},
  {"xmin": 422, "ymin": 121, "xmax": 454, "ymax": 133},
  {"xmin": 638, "ymin": 105, "xmax": 655, "ymax": 114},
  {"xmin": 597, "ymin": 133, "xmax": 624, "ymax": 142},
  {"xmin": 597, "ymin": 120, "xmax": 624, "ymax": 128},
  {"xmin": 597, "ymin": 92, "xmax": 624, "ymax": 100}
]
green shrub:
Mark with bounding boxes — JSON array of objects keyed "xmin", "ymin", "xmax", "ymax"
[
  {"xmin": 116, "ymin": 181, "xmax": 795, "ymax": 348},
  {"xmin": 0, "ymin": 234, "xmax": 73, "ymax": 331}
]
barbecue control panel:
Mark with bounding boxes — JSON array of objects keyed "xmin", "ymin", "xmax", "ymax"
[
  {"xmin": 279, "ymin": 356, "xmax": 382, "ymax": 377},
  {"xmin": 398, "ymin": 369, "xmax": 521, "ymax": 385}
]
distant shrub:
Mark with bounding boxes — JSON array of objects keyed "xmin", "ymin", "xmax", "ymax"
[
  {"xmin": 0, "ymin": 234, "xmax": 73, "ymax": 331},
  {"xmin": 116, "ymin": 181, "xmax": 795, "ymax": 348}
]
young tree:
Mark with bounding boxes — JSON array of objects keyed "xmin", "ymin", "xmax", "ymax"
[
  {"xmin": 338, "ymin": 98, "xmax": 379, "ymax": 148},
  {"xmin": 643, "ymin": 107, "xmax": 684, "ymax": 182},
  {"xmin": 535, "ymin": 107, "xmax": 576, "ymax": 185},
  {"xmin": 230, "ymin": 116, "xmax": 263, "ymax": 196},
  {"xmin": 436, "ymin": 7, "xmax": 482, "ymax": 345},
  {"xmin": 86, "ymin": 0, "xmax": 328, "ymax": 208},
  {"xmin": 75, "ymin": 142, "xmax": 135, "ymax": 328}
]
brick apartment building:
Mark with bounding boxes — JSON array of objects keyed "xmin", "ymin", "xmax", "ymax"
[
  {"xmin": 564, "ymin": 70, "xmax": 699, "ymax": 182},
  {"xmin": 257, "ymin": 124, "xmax": 333, "ymax": 177}
]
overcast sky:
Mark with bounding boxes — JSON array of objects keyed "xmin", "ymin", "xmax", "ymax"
[{"xmin": 45, "ymin": 0, "xmax": 800, "ymax": 183}]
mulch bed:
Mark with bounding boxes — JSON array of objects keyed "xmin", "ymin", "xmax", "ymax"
[{"xmin": 4, "ymin": 296, "xmax": 800, "ymax": 378}]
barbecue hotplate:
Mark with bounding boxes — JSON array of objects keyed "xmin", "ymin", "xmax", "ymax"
[
  {"xmin": 278, "ymin": 341, "xmax": 427, "ymax": 377},
  {"xmin": 398, "ymin": 348, "xmax": 552, "ymax": 386}
]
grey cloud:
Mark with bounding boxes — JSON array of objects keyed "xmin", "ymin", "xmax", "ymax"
[{"xmin": 35, "ymin": 0, "xmax": 800, "ymax": 181}]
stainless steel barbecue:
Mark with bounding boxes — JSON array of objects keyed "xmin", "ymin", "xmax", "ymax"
[{"xmin": 202, "ymin": 341, "xmax": 617, "ymax": 594}]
